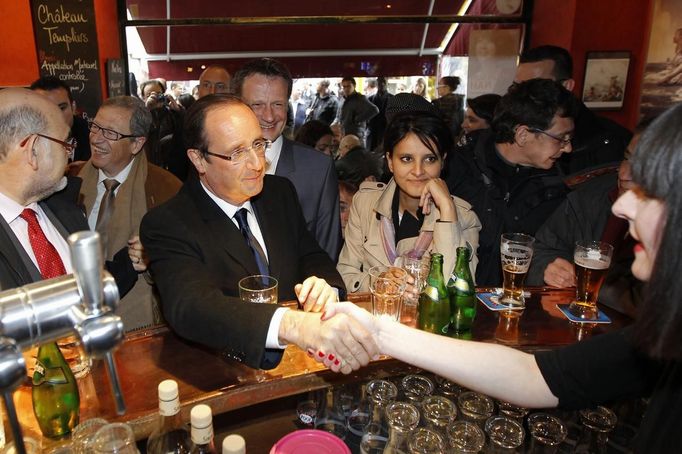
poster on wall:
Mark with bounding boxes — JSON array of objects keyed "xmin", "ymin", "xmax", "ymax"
[
  {"xmin": 466, "ymin": 29, "xmax": 520, "ymax": 99},
  {"xmin": 640, "ymin": 0, "xmax": 682, "ymax": 120},
  {"xmin": 30, "ymin": 0, "xmax": 102, "ymax": 118}
]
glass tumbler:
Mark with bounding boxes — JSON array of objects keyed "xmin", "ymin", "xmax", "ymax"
[
  {"xmin": 384, "ymin": 401, "xmax": 420, "ymax": 454},
  {"xmin": 92, "ymin": 423, "xmax": 139, "ymax": 454},
  {"xmin": 407, "ymin": 428, "xmax": 446, "ymax": 454},
  {"xmin": 575, "ymin": 406, "xmax": 617, "ymax": 454},
  {"xmin": 421, "ymin": 395, "xmax": 457, "ymax": 438},
  {"xmin": 400, "ymin": 374, "xmax": 435, "ymax": 408},
  {"xmin": 72, "ymin": 418, "xmax": 110, "ymax": 454},
  {"xmin": 497, "ymin": 401, "xmax": 529, "ymax": 424},
  {"xmin": 447, "ymin": 421, "xmax": 486, "ymax": 454},
  {"xmin": 527, "ymin": 413, "xmax": 567, "ymax": 454},
  {"xmin": 360, "ymin": 379, "xmax": 398, "ymax": 454},
  {"xmin": 484, "ymin": 416, "xmax": 525, "ymax": 453},
  {"xmin": 457, "ymin": 391, "xmax": 495, "ymax": 429}
]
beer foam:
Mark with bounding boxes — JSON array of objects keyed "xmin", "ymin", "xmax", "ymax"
[{"xmin": 575, "ymin": 256, "xmax": 609, "ymax": 270}]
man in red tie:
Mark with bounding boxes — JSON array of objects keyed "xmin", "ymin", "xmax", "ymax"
[{"xmin": 0, "ymin": 88, "xmax": 136, "ymax": 296}]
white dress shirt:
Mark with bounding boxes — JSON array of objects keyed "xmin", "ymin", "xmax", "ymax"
[
  {"xmin": 0, "ymin": 191, "xmax": 73, "ymax": 274},
  {"xmin": 200, "ymin": 182, "xmax": 288, "ymax": 349},
  {"xmin": 87, "ymin": 159, "xmax": 136, "ymax": 229},
  {"xmin": 265, "ymin": 136, "xmax": 283, "ymax": 175}
]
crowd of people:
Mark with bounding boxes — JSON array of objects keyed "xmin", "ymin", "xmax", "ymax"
[{"xmin": 2, "ymin": 43, "xmax": 680, "ymax": 449}]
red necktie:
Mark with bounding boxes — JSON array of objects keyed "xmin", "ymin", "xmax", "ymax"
[{"xmin": 19, "ymin": 208, "xmax": 66, "ymax": 279}]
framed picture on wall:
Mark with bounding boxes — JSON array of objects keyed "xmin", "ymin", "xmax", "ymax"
[{"xmin": 581, "ymin": 52, "xmax": 630, "ymax": 110}]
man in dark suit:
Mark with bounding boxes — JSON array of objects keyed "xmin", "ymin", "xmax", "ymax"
[
  {"xmin": 0, "ymin": 88, "xmax": 136, "ymax": 295},
  {"xmin": 140, "ymin": 94, "xmax": 377, "ymax": 373},
  {"xmin": 231, "ymin": 58, "xmax": 342, "ymax": 261}
]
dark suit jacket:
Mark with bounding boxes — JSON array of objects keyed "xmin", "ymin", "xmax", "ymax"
[
  {"xmin": 0, "ymin": 177, "xmax": 137, "ymax": 295},
  {"xmin": 277, "ymin": 137, "xmax": 341, "ymax": 261},
  {"xmin": 140, "ymin": 174, "xmax": 345, "ymax": 370}
]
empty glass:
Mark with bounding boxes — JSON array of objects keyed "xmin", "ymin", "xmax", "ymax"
[
  {"xmin": 238, "ymin": 275, "xmax": 278, "ymax": 304},
  {"xmin": 1, "ymin": 438, "xmax": 41, "ymax": 454},
  {"xmin": 457, "ymin": 391, "xmax": 494, "ymax": 429},
  {"xmin": 447, "ymin": 421, "xmax": 486, "ymax": 453},
  {"xmin": 433, "ymin": 375, "xmax": 464, "ymax": 401},
  {"xmin": 72, "ymin": 418, "xmax": 110, "ymax": 454},
  {"xmin": 384, "ymin": 401, "xmax": 420, "ymax": 454},
  {"xmin": 497, "ymin": 401, "xmax": 529, "ymax": 424},
  {"xmin": 400, "ymin": 374, "xmax": 435, "ymax": 408},
  {"xmin": 399, "ymin": 254, "xmax": 429, "ymax": 326},
  {"xmin": 314, "ymin": 388, "xmax": 348, "ymax": 440},
  {"xmin": 575, "ymin": 406, "xmax": 617, "ymax": 453},
  {"xmin": 484, "ymin": 416, "xmax": 525, "ymax": 452},
  {"xmin": 360, "ymin": 379, "xmax": 398, "ymax": 453},
  {"xmin": 92, "ymin": 423, "xmax": 138, "ymax": 454},
  {"xmin": 407, "ymin": 428, "xmax": 446, "ymax": 453},
  {"xmin": 527, "ymin": 413, "xmax": 568, "ymax": 453},
  {"xmin": 421, "ymin": 395, "xmax": 457, "ymax": 438}
]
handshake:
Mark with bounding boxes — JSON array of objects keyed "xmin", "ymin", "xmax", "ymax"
[{"xmin": 277, "ymin": 276, "xmax": 383, "ymax": 374}]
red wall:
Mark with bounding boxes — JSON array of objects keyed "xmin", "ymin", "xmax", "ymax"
[
  {"xmin": 530, "ymin": 0, "xmax": 654, "ymax": 129},
  {"xmin": 0, "ymin": 0, "xmax": 121, "ymax": 99}
]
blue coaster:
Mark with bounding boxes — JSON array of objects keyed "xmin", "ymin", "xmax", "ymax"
[
  {"xmin": 477, "ymin": 292, "xmax": 524, "ymax": 312},
  {"xmin": 556, "ymin": 304, "xmax": 612, "ymax": 324}
]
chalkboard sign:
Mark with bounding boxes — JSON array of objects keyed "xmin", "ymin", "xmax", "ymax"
[
  {"xmin": 107, "ymin": 59, "xmax": 125, "ymax": 97},
  {"xmin": 30, "ymin": 0, "xmax": 102, "ymax": 118}
]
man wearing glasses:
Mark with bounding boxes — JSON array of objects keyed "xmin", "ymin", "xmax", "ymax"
[
  {"xmin": 140, "ymin": 95, "xmax": 377, "ymax": 374},
  {"xmin": 445, "ymin": 79, "xmax": 578, "ymax": 286},
  {"xmin": 75, "ymin": 96, "xmax": 181, "ymax": 331},
  {"xmin": 514, "ymin": 45, "xmax": 631, "ymax": 176},
  {"xmin": 197, "ymin": 65, "xmax": 231, "ymax": 99},
  {"xmin": 0, "ymin": 88, "xmax": 136, "ymax": 298}
]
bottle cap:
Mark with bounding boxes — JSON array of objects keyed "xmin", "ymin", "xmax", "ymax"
[
  {"xmin": 158, "ymin": 379, "xmax": 179, "ymax": 401},
  {"xmin": 222, "ymin": 434, "xmax": 246, "ymax": 454},
  {"xmin": 191, "ymin": 404, "xmax": 213, "ymax": 428}
]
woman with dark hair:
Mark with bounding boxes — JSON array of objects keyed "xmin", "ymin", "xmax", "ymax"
[
  {"xmin": 461, "ymin": 93, "xmax": 501, "ymax": 135},
  {"xmin": 327, "ymin": 103, "xmax": 682, "ymax": 450},
  {"xmin": 337, "ymin": 111, "xmax": 481, "ymax": 294},
  {"xmin": 294, "ymin": 119, "xmax": 334, "ymax": 156}
]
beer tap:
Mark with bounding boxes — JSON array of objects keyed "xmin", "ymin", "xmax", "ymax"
[{"xmin": 0, "ymin": 231, "xmax": 127, "ymax": 454}]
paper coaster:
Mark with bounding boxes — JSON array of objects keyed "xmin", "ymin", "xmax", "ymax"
[
  {"xmin": 556, "ymin": 304, "xmax": 612, "ymax": 324},
  {"xmin": 477, "ymin": 292, "xmax": 525, "ymax": 312}
]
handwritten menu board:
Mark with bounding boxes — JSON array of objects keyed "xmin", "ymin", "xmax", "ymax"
[
  {"xmin": 107, "ymin": 59, "xmax": 125, "ymax": 97},
  {"xmin": 30, "ymin": 0, "xmax": 102, "ymax": 118}
]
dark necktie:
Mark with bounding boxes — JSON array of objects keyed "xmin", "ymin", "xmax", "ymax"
[
  {"xmin": 95, "ymin": 179, "xmax": 120, "ymax": 232},
  {"xmin": 19, "ymin": 208, "xmax": 66, "ymax": 279},
  {"xmin": 233, "ymin": 208, "xmax": 269, "ymax": 276}
]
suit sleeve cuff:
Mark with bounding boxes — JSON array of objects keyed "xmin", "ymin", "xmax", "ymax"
[{"xmin": 266, "ymin": 307, "xmax": 291, "ymax": 349}]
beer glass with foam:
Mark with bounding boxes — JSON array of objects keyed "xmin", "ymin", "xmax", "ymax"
[
  {"xmin": 569, "ymin": 241, "xmax": 613, "ymax": 319},
  {"xmin": 500, "ymin": 233, "xmax": 535, "ymax": 309}
]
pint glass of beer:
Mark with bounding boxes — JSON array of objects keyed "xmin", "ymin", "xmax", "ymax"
[
  {"xmin": 569, "ymin": 241, "xmax": 614, "ymax": 319},
  {"xmin": 500, "ymin": 233, "xmax": 535, "ymax": 308}
]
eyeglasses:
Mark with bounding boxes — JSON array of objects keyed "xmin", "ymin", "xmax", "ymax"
[
  {"xmin": 528, "ymin": 127, "xmax": 573, "ymax": 147},
  {"xmin": 88, "ymin": 120, "xmax": 140, "ymax": 141},
  {"xmin": 35, "ymin": 133, "xmax": 77, "ymax": 159},
  {"xmin": 203, "ymin": 138, "xmax": 271, "ymax": 164}
]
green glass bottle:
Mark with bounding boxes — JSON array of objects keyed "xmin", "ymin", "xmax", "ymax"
[
  {"xmin": 448, "ymin": 247, "xmax": 477, "ymax": 333},
  {"xmin": 418, "ymin": 253, "xmax": 451, "ymax": 335},
  {"xmin": 32, "ymin": 341, "xmax": 80, "ymax": 438}
]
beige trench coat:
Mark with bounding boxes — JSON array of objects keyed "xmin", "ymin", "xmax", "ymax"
[{"xmin": 337, "ymin": 179, "xmax": 481, "ymax": 293}]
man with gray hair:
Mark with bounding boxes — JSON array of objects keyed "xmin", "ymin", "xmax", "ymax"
[
  {"xmin": 0, "ymin": 88, "xmax": 136, "ymax": 296},
  {"xmin": 75, "ymin": 96, "xmax": 181, "ymax": 330}
]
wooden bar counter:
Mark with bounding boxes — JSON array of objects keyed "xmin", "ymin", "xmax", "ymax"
[{"xmin": 13, "ymin": 288, "xmax": 632, "ymax": 446}]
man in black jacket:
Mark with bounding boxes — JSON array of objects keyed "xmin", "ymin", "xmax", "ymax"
[
  {"xmin": 515, "ymin": 45, "xmax": 631, "ymax": 176},
  {"xmin": 446, "ymin": 79, "xmax": 578, "ymax": 285}
]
